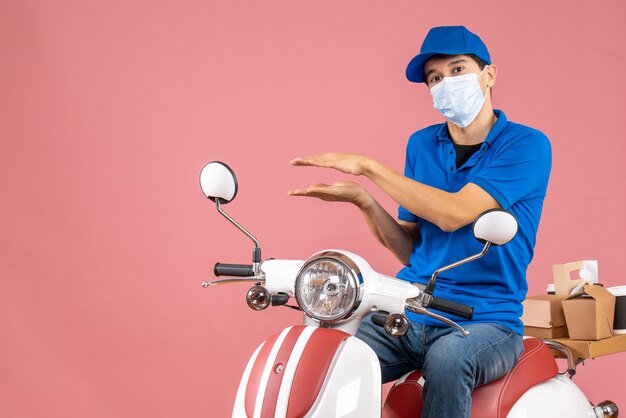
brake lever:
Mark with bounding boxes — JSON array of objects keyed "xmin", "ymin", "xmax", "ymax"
[
  {"xmin": 201, "ymin": 277, "xmax": 264, "ymax": 287},
  {"xmin": 405, "ymin": 298, "xmax": 470, "ymax": 336}
]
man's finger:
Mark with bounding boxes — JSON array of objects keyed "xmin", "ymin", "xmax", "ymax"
[
  {"xmin": 287, "ymin": 188, "xmax": 310, "ymax": 196},
  {"xmin": 290, "ymin": 156, "xmax": 322, "ymax": 166},
  {"xmin": 310, "ymin": 183, "xmax": 331, "ymax": 189},
  {"xmin": 288, "ymin": 183, "xmax": 332, "ymax": 195},
  {"xmin": 290, "ymin": 157, "xmax": 310, "ymax": 166},
  {"xmin": 290, "ymin": 155, "xmax": 334, "ymax": 168}
]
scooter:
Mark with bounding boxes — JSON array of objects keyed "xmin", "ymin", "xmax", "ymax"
[{"xmin": 199, "ymin": 161, "xmax": 619, "ymax": 418}]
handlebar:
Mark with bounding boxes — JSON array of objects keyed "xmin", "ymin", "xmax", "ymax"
[
  {"xmin": 427, "ymin": 295, "xmax": 474, "ymax": 320},
  {"xmin": 214, "ymin": 263, "xmax": 255, "ymax": 277}
]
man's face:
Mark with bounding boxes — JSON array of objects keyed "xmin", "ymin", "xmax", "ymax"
[{"xmin": 423, "ymin": 54, "xmax": 486, "ymax": 89}]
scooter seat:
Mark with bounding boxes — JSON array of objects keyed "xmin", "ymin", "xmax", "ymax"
[{"xmin": 382, "ymin": 337, "xmax": 558, "ymax": 418}]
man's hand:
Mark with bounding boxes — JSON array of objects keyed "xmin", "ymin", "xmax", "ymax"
[
  {"xmin": 288, "ymin": 162, "xmax": 419, "ymax": 264},
  {"xmin": 290, "ymin": 152, "xmax": 499, "ymax": 232},
  {"xmin": 288, "ymin": 181, "xmax": 371, "ymax": 208},
  {"xmin": 290, "ymin": 153, "xmax": 372, "ymax": 176}
]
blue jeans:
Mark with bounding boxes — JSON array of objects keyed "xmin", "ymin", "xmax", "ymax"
[{"xmin": 355, "ymin": 315, "xmax": 523, "ymax": 418}]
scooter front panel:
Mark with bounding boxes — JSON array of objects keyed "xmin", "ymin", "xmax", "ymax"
[
  {"xmin": 244, "ymin": 326, "xmax": 293, "ymax": 417},
  {"xmin": 232, "ymin": 343, "xmax": 263, "ymax": 418},
  {"xmin": 260, "ymin": 326, "xmax": 308, "ymax": 417},
  {"xmin": 274, "ymin": 326, "xmax": 318, "ymax": 417},
  {"xmin": 303, "ymin": 336, "xmax": 382, "ymax": 418},
  {"xmin": 233, "ymin": 326, "xmax": 354, "ymax": 418},
  {"xmin": 286, "ymin": 327, "xmax": 352, "ymax": 417}
]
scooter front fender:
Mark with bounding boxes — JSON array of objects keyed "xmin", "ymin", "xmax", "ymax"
[{"xmin": 233, "ymin": 325, "xmax": 381, "ymax": 418}]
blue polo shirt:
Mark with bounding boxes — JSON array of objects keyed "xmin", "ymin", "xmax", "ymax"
[{"xmin": 397, "ymin": 110, "xmax": 551, "ymax": 334}]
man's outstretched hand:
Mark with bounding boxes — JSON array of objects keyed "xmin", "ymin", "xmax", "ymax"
[
  {"xmin": 287, "ymin": 181, "xmax": 371, "ymax": 208},
  {"xmin": 290, "ymin": 153, "xmax": 372, "ymax": 176}
]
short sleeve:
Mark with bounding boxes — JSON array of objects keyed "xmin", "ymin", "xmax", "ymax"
[
  {"xmin": 398, "ymin": 136, "xmax": 420, "ymax": 223},
  {"xmin": 471, "ymin": 129, "xmax": 552, "ymax": 209}
]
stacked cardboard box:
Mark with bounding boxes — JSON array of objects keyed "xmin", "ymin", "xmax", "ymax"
[
  {"xmin": 521, "ymin": 295, "xmax": 568, "ymax": 338},
  {"xmin": 522, "ymin": 260, "xmax": 615, "ymax": 340},
  {"xmin": 562, "ymin": 284, "xmax": 615, "ymax": 340},
  {"xmin": 521, "ymin": 260, "xmax": 626, "ymax": 360}
]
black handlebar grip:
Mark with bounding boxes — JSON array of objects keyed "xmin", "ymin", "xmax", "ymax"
[
  {"xmin": 214, "ymin": 263, "xmax": 254, "ymax": 277},
  {"xmin": 429, "ymin": 296, "xmax": 474, "ymax": 320},
  {"xmin": 271, "ymin": 293, "xmax": 290, "ymax": 306},
  {"xmin": 371, "ymin": 311, "xmax": 390, "ymax": 327}
]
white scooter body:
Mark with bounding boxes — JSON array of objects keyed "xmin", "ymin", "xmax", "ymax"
[{"xmin": 228, "ymin": 255, "xmax": 608, "ymax": 418}]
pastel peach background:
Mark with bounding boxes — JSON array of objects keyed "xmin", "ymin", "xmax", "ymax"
[{"xmin": 1, "ymin": 1, "xmax": 625, "ymax": 417}]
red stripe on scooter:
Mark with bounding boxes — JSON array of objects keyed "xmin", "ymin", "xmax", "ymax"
[
  {"xmin": 245, "ymin": 330, "xmax": 282, "ymax": 417},
  {"xmin": 286, "ymin": 328, "xmax": 350, "ymax": 417},
  {"xmin": 259, "ymin": 326, "xmax": 307, "ymax": 418}
]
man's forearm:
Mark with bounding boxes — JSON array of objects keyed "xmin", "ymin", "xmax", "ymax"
[
  {"xmin": 357, "ymin": 194, "xmax": 416, "ymax": 265},
  {"xmin": 362, "ymin": 159, "xmax": 498, "ymax": 232}
]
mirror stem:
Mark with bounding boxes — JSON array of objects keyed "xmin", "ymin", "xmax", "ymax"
[
  {"xmin": 423, "ymin": 242, "xmax": 491, "ymax": 295},
  {"xmin": 215, "ymin": 199, "xmax": 262, "ymax": 268}
]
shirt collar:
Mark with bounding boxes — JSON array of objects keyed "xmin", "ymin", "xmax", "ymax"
[{"xmin": 436, "ymin": 109, "xmax": 508, "ymax": 148}]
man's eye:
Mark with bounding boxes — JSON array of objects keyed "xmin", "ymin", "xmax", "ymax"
[
  {"xmin": 430, "ymin": 76, "xmax": 441, "ymax": 84},
  {"xmin": 453, "ymin": 66, "xmax": 464, "ymax": 73}
]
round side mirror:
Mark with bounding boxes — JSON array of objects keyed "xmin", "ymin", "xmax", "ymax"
[
  {"xmin": 199, "ymin": 161, "xmax": 238, "ymax": 204},
  {"xmin": 473, "ymin": 209, "xmax": 518, "ymax": 246}
]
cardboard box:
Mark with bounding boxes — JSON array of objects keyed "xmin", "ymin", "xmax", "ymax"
[
  {"xmin": 562, "ymin": 284, "xmax": 616, "ymax": 340},
  {"xmin": 521, "ymin": 295, "xmax": 569, "ymax": 338},
  {"xmin": 552, "ymin": 334, "xmax": 626, "ymax": 360},
  {"xmin": 524, "ymin": 325, "xmax": 568, "ymax": 339}
]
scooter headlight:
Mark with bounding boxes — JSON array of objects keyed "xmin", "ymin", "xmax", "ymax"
[{"xmin": 294, "ymin": 252, "xmax": 362, "ymax": 323}]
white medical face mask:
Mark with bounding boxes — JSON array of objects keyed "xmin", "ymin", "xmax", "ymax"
[{"xmin": 430, "ymin": 67, "xmax": 489, "ymax": 128}]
